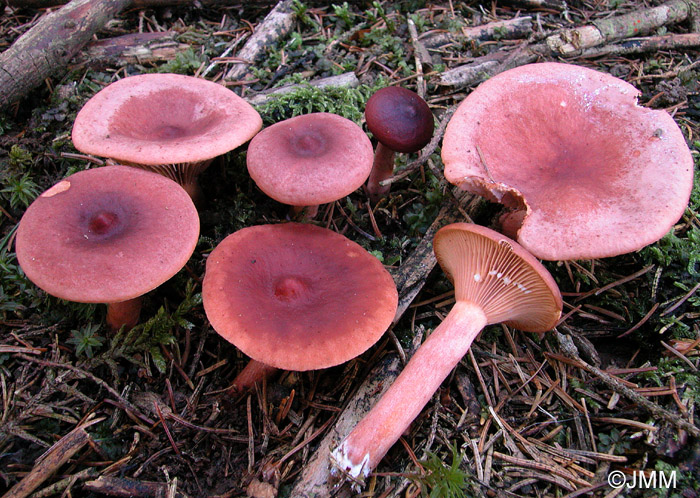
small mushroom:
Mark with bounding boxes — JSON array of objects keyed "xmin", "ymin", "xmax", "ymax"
[
  {"xmin": 202, "ymin": 223, "xmax": 398, "ymax": 391},
  {"xmin": 15, "ymin": 166, "xmax": 200, "ymax": 330},
  {"xmin": 331, "ymin": 223, "xmax": 561, "ymax": 482},
  {"xmin": 246, "ymin": 113, "xmax": 374, "ymax": 218},
  {"xmin": 364, "ymin": 87, "xmax": 434, "ymax": 203},
  {"xmin": 442, "ymin": 62, "xmax": 695, "ymax": 260},
  {"xmin": 72, "ymin": 73, "xmax": 262, "ymax": 203}
]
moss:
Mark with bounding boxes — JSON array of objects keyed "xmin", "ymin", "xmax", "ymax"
[{"xmin": 254, "ymin": 81, "xmax": 386, "ymax": 124}]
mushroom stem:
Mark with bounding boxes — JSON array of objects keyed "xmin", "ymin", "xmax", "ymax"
[
  {"xmin": 106, "ymin": 297, "xmax": 143, "ymax": 331},
  {"xmin": 365, "ymin": 142, "xmax": 396, "ymax": 204},
  {"xmin": 498, "ymin": 210, "xmax": 526, "ymax": 240},
  {"xmin": 290, "ymin": 204, "xmax": 319, "ymax": 219},
  {"xmin": 227, "ymin": 360, "xmax": 279, "ymax": 394},
  {"xmin": 181, "ymin": 180, "xmax": 204, "ymax": 207},
  {"xmin": 331, "ymin": 300, "xmax": 487, "ymax": 481}
]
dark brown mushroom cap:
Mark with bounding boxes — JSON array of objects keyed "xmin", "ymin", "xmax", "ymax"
[
  {"xmin": 434, "ymin": 223, "xmax": 562, "ymax": 332},
  {"xmin": 72, "ymin": 73, "xmax": 262, "ymax": 165},
  {"xmin": 246, "ymin": 113, "xmax": 374, "ymax": 206},
  {"xmin": 202, "ymin": 223, "xmax": 398, "ymax": 371},
  {"xmin": 16, "ymin": 166, "xmax": 200, "ymax": 303},
  {"xmin": 365, "ymin": 86, "xmax": 434, "ymax": 153},
  {"xmin": 442, "ymin": 63, "xmax": 695, "ymax": 261}
]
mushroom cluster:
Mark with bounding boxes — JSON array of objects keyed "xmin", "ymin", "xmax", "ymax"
[{"xmin": 12, "ymin": 61, "xmax": 691, "ymax": 492}]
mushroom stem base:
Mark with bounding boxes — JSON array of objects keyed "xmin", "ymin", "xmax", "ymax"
[
  {"xmin": 227, "ymin": 360, "xmax": 279, "ymax": 395},
  {"xmin": 106, "ymin": 297, "xmax": 143, "ymax": 331},
  {"xmin": 331, "ymin": 300, "xmax": 487, "ymax": 482},
  {"xmin": 366, "ymin": 142, "xmax": 396, "ymax": 204}
]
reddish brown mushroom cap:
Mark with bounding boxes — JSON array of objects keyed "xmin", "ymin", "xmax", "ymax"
[
  {"xmin": 434, "ymin": 223, "xmax": 562, "ymax": 332},
  {"xmin": 202, "ymin": 223, "xmax": 398, "ymax": 371},
  {"xmin": 365, "ymin": 86, "xmax": 434, "ymax": 153},
  {"xmin": 442, "ymin": 62, "xmax": 694, "ymax": 261},
  {"xmin": 15, "ymin": 166, "xmax": 200, "ymax": 303},
  {"xmin": 246, "ymin": 113, "xmax": 374, "ymax": 206},
  {"xmin": 72, "ymin": 73, "xmax": 262, "ymax": 165}
]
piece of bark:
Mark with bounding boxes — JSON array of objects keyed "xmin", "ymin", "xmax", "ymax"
[
  {"xmin": 72, "ymin": 31, "xmax": 190, "ymax": 69},
  {"xmin": 577, "ymin": 32, "xmax": 700, "ymax": 57},
  {"xmin": 3, "ymin": 418, "xmax": 103, "ymax": 498},
  {"xmin": 82, "ymin": 476, "xmax": 189, "ymax": 497},
  {"xmin": 460, "ymin": 17, "xmax": 533, "ymax": 42},
  {"xmin": 436, "ymin": 43, "xmax": 545, "ymax": 88},
  {"xmin": 0, "ymin": 0, "xmax": 130, "ymax": 110},
  {"xmin": 420, "ymin": 17, "xmax": 532, "ymax": 49},
  {"xmin": 5, "ymin": 0, "xmax": 278, "ymax": 7},
  {"xmin": 691, "ymin": 0, "xmax": 700, "ymax": 32},
  {"xmin": 223, "ymin": 0, "xmax": 296, "ymax": 81},
  {"xmin": 290, "ymin": 191, "xmax": 475, "ymax": 497},
  {"xmin": 501, "ymin": 0, "xmax": 568, "ymax": 10},
  {"xmin": 438, "ymin": 28, "xmax": 700, "ymax": 90},
  {"xmin": 546, "ymin": 0, "xmax": 692, "ymax": 55},
  {"xmin": 245, "ymin": 71, "xmax": 359, "ymax": 106}
]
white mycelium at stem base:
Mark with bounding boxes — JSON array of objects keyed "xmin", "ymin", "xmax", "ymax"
[{"xmin": 331, "ymin": 223, "xmax": 562, "ymax": 482}]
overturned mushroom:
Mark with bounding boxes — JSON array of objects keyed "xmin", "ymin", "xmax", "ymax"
[
  {"xmin": 15, "ymin": 166, "xmax": 200, "ymax": 330},
  {"xmin": 364, "ymin": 86, "xmax": 434, "ymax": 203},
  {"xmin": 246, "ymin": 113, "xmax": 374, "ymax": 218},
  {"xmin": 72, "ymin": 73, "xmax": 262, "ymax": 203},
  {"xmin": 202, "ymin": 223, "xmax": 398, "ymax": 390},
  {"xmin": 331, "ymin": 223, "xmax": 561, "ymax": 482},
  {"xmin": 442, "ymin": 62, "xmax": 694, "ymax": 260}
]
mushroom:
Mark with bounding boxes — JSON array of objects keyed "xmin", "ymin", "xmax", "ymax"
[
  {"xmin": 246, "ymin": 113, "xmax": 374, "ymax": 218},
  {"xmin": 331, "ymin": 223, "xmax": 562, "ymax": 482},
  {"xmin": 15, "ymin": 166, "xmax": 200, "ymax": 330},
  {"xmin": 364, "ymin": 86, "xmax": 434, "ymax": 203},
  {"xmin": 442, "ymin": 62, "xmax": 695, "ymax": 261},
  {"xmin": 202, "ymin": 222, "xmax": 398, "ymax": 391},
  {"xmin": 72, "ymin": 73, "xmax": 262, "ymax": 203}
]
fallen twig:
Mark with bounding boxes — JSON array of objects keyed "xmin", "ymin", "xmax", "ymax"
[
  {"xmin": 82, "ymin": 476, "xmax": 190, "ymax": 497},
  {"xmin": 245, "ymin": 72, "xmax": 360, "ymax": 106},
  {"xmin": 557, "ymin": 331, "xmax": 700, "ymax": 439},
  {"xmin": 72, "ymin": 31, "xmax": 190, "ymax": 69},
  {"xmin": 3, "ymin": 417, "xmax": 103, "ymax": 498},
  {"xmin": 546, "ymin": 0, "xmax": 693, "ymax": 55},
  {"xmin": 0, "ymin": 0, "xmax": 131, "ymax": 110},
  {"xmin": 224, "ymin": 0, "xmax": 296, "ymax": 82}
]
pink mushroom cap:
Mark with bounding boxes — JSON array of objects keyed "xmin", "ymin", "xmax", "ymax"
[
  {"xmin": 246, "ymin": 113, "xmax": 374, "ymax": 207},
  {"xmin": 72, "ymin": 73, "xmax": 262, "ymax": 165},
  {"xmin": 442, "ymin": 62, "xmax": 695, "ymax": 261},
  {"xmin": 15, "ymin": 166, "xmax": 200, "ymax": 303},
  {"xmin": 202, "ymin": 223, "xmax": 398, "ymax": 371}
]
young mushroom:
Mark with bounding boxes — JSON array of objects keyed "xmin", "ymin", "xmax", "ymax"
[
  {"xmin": 246, "ymin": 113, "xmax": 374, "ymax": 218},
  {"xmin": 364, "ymin": 86, "xmax": 434, "ymax": 203},
  {"xmin": 442, "ymin": 62, "xmax": 695, "ymax": 260},
  {"xmin": 331, "ymin": 223, "xmax": 562, "ymax": 483},
  {"xmin": 202, "ymin": 223, "xmax": 398, "ymax": 391},
  {"xmin": 72, "ymin": 73, "xmax": 262, "ymax": 203},
  {"xmin": 15, "ymin": 166, "xmax": 200, "ymax": 330}
]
